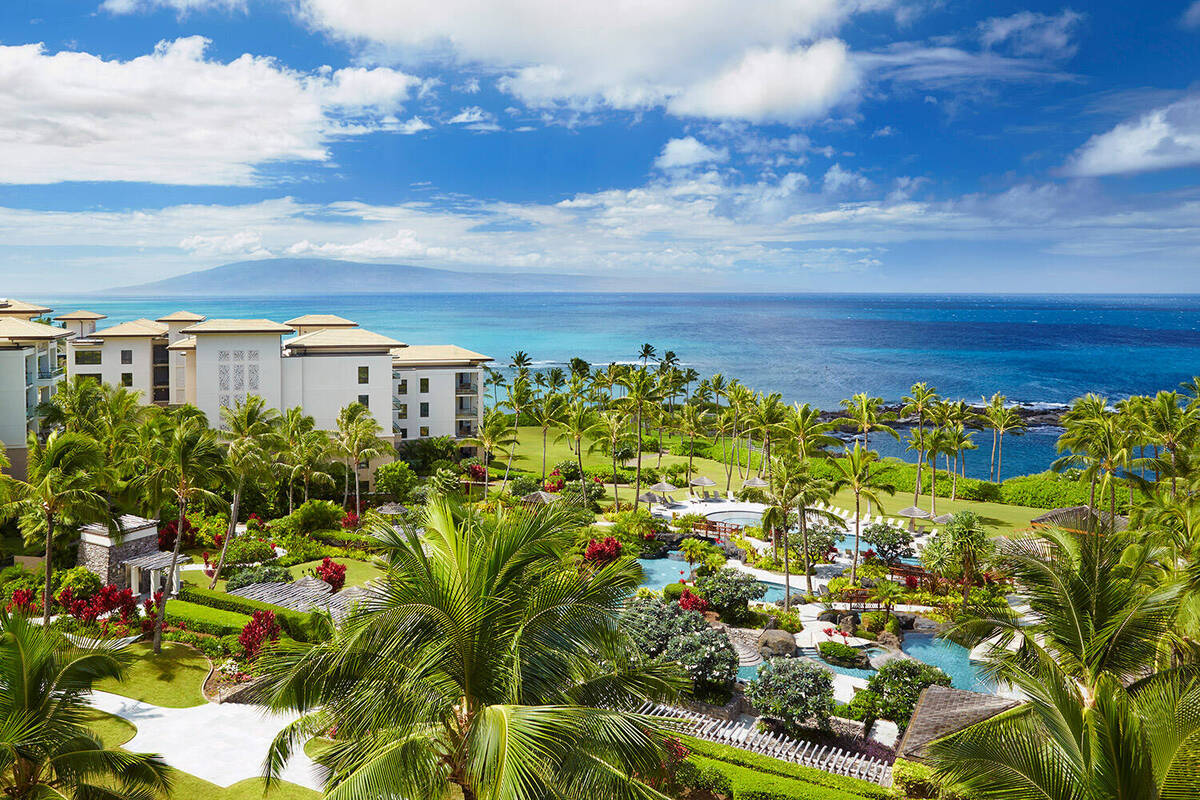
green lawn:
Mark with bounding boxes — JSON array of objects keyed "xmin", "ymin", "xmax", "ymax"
[
  {"xmin": 87, "ymin": 710, "xmax": 319, "ymax": 800},
  {"xmin": 95, "ymin": 642, "xmax": 210, "ymax": 708},
  {"xmin": 286, "ymin": 558, "xmax": 384, "ymax": 588}
]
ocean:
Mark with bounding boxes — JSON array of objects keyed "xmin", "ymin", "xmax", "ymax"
[{"xmin": 35, "ymin": 292, "xmax": 1200, "ymax": 480}]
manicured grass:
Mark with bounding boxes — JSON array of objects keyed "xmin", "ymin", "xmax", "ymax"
[
  {"xmin": 95, "ymin": 642, "xmax": 210, "ymax": 708},
  {"xmin": 692, "ymin": 754, "xmax": 878, "ymax": 800},
  {"xmin": 286, "ymin": 558, "xmax": 384, "ymax": 588},
  {"xmin": 85, "ymin": 710, "xmax": 136, "ymax": 748},
  {"xmin": 683, "ymin": 736, "xmax": 888, "ymax": 798},
  {"xmin": 165, "ymin": 599, "xmax": 253, "ymax": 634}
]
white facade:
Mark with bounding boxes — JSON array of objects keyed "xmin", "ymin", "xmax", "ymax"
[{"xmin": 0, "ymin": 302, "xmax": 70, "ymax": 478}]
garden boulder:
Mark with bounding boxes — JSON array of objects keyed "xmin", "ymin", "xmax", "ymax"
[{"xmin": 757, "ymin": 629, "xmax": 797, "ymax": 659}]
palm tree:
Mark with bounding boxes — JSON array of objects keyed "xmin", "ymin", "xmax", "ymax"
[
  {"xmin": 529, "ymin": 394, "xmax": 568, "ymax": 480},
  {"xmin": 345, "ymin": 410, "xmax": 387, "ymax": 511},
  {"xmin": 777, "ymin": 460, "xmax": 836, "ymax": 600},
  {"xmin": 0, "ymin": 613, "xmax": 174, "ymax": 798},
  {"xmin": 840, "ymin": 392, "xmax": 899, "ymax": 452},
  {"xmin": 902, "ymin": 383, "xmax": 940, "ymax": 505},
  {"xmin": 210, "ymin": 395, "xmax": 279, "ymax": 589},
  {"xmin": 679, "ymin": 536, "xmax": 709, "ymax": 579},
  {"xmin": 981, "ymin": 393, "xmax": 1005, "ymax": 482},
  {"xmin": 460, "ymin": 408, "xmax": 518, "ymax": 498},
  {"xmin": 616, "ymin": 368, "xmax": 661, "ymax": 510},
  {"xmin": 928, "ymin": 655, "xmax": 1200, "ymax": 800},
  {"xmin": 872, "ymin": 579, "xmax": 904, "ymax": 615},
  {"xmin": 1, "ymin": 431, "xmax": 111, "ymax": 627},
  {"xmin": 782, "ymin": 402, "xmax": 838, "ymax": 463},
  {"xmin": 1054, "ymin": 413, "xmax": 1137, "ymax": 524},
  {"xmin": 36, "ymin": 375, "xmax": 104, "ymax": 437},
  {"xmin": 334, "ymin": 403, "xmax": 370, "ymax": 506},
  {"xmin": 638, "ymin": 342, "xmax": 657, "ymax": 366},
  {"xmin": 945, "ymin": 423, "xmax": 977, "ymax": 499},
  {"xmin": 289, "ymin": 430, "xmax": 335, "ymax": 505},
  {"xmin": 748, "ymin": 393, "xmax": 789, "ymax": 483},
  {"xmin": 279, "ymin": 407, "xmax": 316, "ymax": 514},
  {"xmin": 555, "ymin": 400, "xmax": 596, "ymax": 495},
  {"xmin": 258, "ymin": 500, "xmax": 685, "ymax": 800},
  {"xmin": 941, "ymin": 511, "xmax": 992, "ymax": 607},
  {"xmin": 508, "ymin": 350, "xmax": 532, "ymax": 381},
  {"xmin": 484, "ymin": 367, "xmax": 505, "ymax": 406},
  {"xmin": 133, "ymin": 415, "xmax": 226, "ymax": 654},
  {"xmin": 502, "ymin": 377, "xmax": 535, "ymax": 483},
  {"xmin": 827, "ymin": 442, "xmax": 895, "ymax": 585},
  {"xmin": 586, "ymin": 409, "xmax": 632, "ymax": 507},
  {"xmin": 1144, "ymin": 390, "xmax": 1198, "ymax": 496},
  {"xmin": 675, "ymin": 402, "xmax": 710, "ymax": 487},
  {"xmin": 724, "ymin": 382, "xmax": 754, "ymax": 478},
  {"xmin": 988, "ymin": 404, "xmax": 1026, "ymax": 483}
]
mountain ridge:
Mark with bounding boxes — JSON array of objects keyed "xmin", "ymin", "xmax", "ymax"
[{"xmin": 102, "ymin": 258, "xmax": 626, "ymax": 295}]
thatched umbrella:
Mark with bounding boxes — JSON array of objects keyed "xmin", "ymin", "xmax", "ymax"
[
  {"xmin": 522, "ymin": 490, "xmax": 561, "ymax": 505},
  {"xmin": 690, "ymin": 475, "xmax": 716, "ymax": 487},
  {"xmin": 742, "ymin": 476, "xmax": 769, "ymax": 489},
  {"xmin": 896, "ymin": 505, "xmax": 931, "ymax": 531},
  {"xmin": 376, "ymin": 502, "xmax": 408, "ymax": 516},
  {"xmin": 638, "ymin": 492, "xmax": 660, "ymax": 513},
  {"xmin": 932, "ymin": 513, "xmax": 953, "ymax": 525}
]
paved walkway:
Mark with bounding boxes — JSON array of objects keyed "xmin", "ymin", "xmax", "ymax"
[{"xmin": 90, "ymin": 690, "xmax": 322, "ymax": 790}]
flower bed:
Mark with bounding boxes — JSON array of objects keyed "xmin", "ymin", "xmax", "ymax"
[{"xmin": 818, "ymin": 640, "xmax": 870, "ymax": 669}]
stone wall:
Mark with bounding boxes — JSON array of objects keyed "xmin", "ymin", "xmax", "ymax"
[{"xmin": 77, "ymin": 533, "xmax": 159, "ymax": 588}]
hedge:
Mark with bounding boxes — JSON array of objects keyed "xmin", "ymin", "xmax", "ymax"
[
  {"xmin": 310, "ymin": 528, "xmax": 380, "ymax": 550},
  {"xmin": 690, "ymin": 755, "xmax": 877, "ymax": 800},
  {"xmin": 164, "ymin": 599, "xmax": 252, "ymax": 637},
  {"xmin": 178, "ymin": 585, "xmax": 326, "ymax": 643},
  {"xmin": 682, "ymin": 737, "xmax": 888, "ymax": 799}
]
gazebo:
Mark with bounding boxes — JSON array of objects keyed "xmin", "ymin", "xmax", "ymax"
[{"xmin": 76, "ymin": 515, "xmax": 189, "ymax": 596}]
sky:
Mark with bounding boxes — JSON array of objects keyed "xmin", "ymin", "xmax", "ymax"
[{"xmin": 1, "ymin": 0, "xmax": 1200, "ymax": 293}]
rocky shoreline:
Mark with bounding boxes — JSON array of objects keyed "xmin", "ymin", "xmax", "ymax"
[{"xmin": 816, "ymin": 401, "xmax": 1065, "ymax": 430}]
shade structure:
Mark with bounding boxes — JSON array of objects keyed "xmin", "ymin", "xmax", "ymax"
[
  {"xmin": 649, "ymin": 481, "xmax": 678, "ymax": 492},
  {"xmin": 638, "ymin": 492, "xmax": 659, "ymax": 504},
  {"xmin": 522, "ymin": 490, "xmax": 561, "ymax": 505},
  {"xmin": 896, "ymin": 506, "xmax": 931, "ymax": 519},
  {"xmin": 690, "ymin": 475, "xmax": 717, "ymax": 487},
  {"xmin": 742, "ymin": 476, "xmax": 769, "ymax": 488},
  {"xmin": 932, "ymin": 513, "xmax": 954, "ymax": 525},
  {"xmin": 376, "ymin": 502, "xmax": 408, "ymax": 515}
]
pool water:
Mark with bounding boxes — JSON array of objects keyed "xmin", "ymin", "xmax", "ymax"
[
  {"xmin": 636, "ymin": 558, "xmax": 789, "ymax": 604},
  {"xmin": 706, "ymin": 510, "xmax": 921, "ymax": 564},
  {"xmin": 901, "ymin": 632, "xmax": 992, "ymax": 692}
]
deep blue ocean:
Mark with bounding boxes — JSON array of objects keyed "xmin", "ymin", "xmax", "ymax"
[{"xmin": 37, "ymin": 293, "xmax": 1200, "ymax": 480}]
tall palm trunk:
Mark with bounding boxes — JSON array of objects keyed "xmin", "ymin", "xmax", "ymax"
[
  {"xmin": 354, "ymin": 466, "xmax": 361, "ymax": 512},
  {"xmin": 850, "ymin": 493, "xmax": 862, "ymax": 585},
  {"xmin": 42, "ymin": 513, "xmax": 55, "ymax": 627},
  {"xmin": 611, "ymin": 451, "xmax": 620, "ymax": 508},
  {"xmin": 989, "ymin": 428, "xmax": 997, "ymax": 482},
  {"xmin": 210, "ymin": 488, "xmax": 240, "ymax": 589},
  {"xmin": 951, "ymin": 451, "xmax": 959, "ymax": 500},
  {"xmin": 342, "ymin": 460, "xmax": 350, "ymax": 506},
  {"xmin": 798, "ymin": 504, "xmax": 812, "ymax": 596},
  {"xmin": 914, "ymin": 416, "xmax": 924, "ymax": 506},
  {"xmin": 541, "ymin": 428, "xmax": 549, "ymax": 480},
  {"xmin": 930, "ymin": 454, "xmax": 938, "ymax": 516},
  {"xmin": 633, "ymin": 408, "xmax": 643, "ymax": 510},
  {"xmin": 154, "ymin": 499, "xmax": 186, "ymax": 655}
]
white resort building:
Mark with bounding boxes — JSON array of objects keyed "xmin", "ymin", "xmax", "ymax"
[
  {"xmin": 0, "ymin": 298, "xmax": 491, "ymax": 487},
  {"xmin": 0, "ymin": 299, "xmax": 69, "ymax": 477}
]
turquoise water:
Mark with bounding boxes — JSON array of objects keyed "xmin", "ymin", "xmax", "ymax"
[
  {"xmin": 636, "ymin": 558, "xmax": 788, "ymax": 604},
  {"xmin": 706, "ymin": 511, "xmax": 767, "ymax": 527},
  {"xmin": 39, "ymin": 292, "xmax": 1200, "ymax": 478},
  {"xmin": 901, "ymin": 632, "xmax": 992, "ymax": 692}
]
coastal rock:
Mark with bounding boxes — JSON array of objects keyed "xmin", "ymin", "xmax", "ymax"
[
  {"xmin": 819, "ymin": 609, "xmax": 858, "ymax": 625},
  {"xmin": 894, "ymin": 613, "xmax": 916, "ymax": 630},
  {"xmin": 877, "ymin": 631, "xmax": 903, "ymax": 650},
  {"xmin": 838, "ymin": 616, "xmax": 857, "ymax": 635},
  {"xmin": 757, "ymin": 629, "xmax": 797, "ymax": 659}
]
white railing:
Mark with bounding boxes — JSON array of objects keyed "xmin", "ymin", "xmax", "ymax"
[{"xmin": 636, "ymin": 702, "xmax": 892, "ymax": 786}]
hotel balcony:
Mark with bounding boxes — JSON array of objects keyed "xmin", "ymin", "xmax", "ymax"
[
  {"xmin": 456, "ymin": 421, "xmax": 477, "ymax": 439},
  {"xmin": 455, "ymin": 380, "xmax": 478, "ymax": 395},
  {"xmin": 455, "ymin": 399, "xmax": 478, "ymax": 419}
]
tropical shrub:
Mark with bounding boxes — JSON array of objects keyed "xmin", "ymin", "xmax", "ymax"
[
  {"xmin": 395, "ymin": 435, "xmax": 457, "ymax": 474},
  {"xmin": 508, "ymin": 474, "xmax": 541, "ymax": 498},
  {"xmin": 789, "ymin": 524, "xmax": 842, "ymax": 564},
  {"xmin": 164, "ymin": 600, "xmax": 253, "ymax": 637},
  {"xmin": 55, "ymin": 566, "xmax": 101, "ymax": 602},
  {"xmin": 226, "ymin": 564, "xmax": 294, "ymax": 592},
  {"xmin": 178, "ymin": 584, "xmax": 329, "ymax": 643},
  {"xmin": 373, "ymin": 460, "xmax": 417, "ymax": 502},
  {"xmin": 695, "ymin": 567, "xmax": 767, "ymax": 622},
  {"xmin": 662, "ymin": 581, "xmax": 691, "ymax": 602},
  {"xmin": 224, "ymin": 537, "xmax": 276, "ymax": 565},
  {"xmin": 551, "ymin": 459, "xmax": 582, "ymax": 481},
  {"xmin": 862, "ymin": 523, "xmax": 914, "ymax": 565},
  {"xmin": 314, "ymin": 558, "xmax": 347, "ymax": 592},
  {"xmin": 621, "ymin": 595, "xmax": 707, "ymax": 657},
  {"xmin": 745, "ymin": 657, "xmax": 835, "ymax": 735},
  {"xmin": 158, "ymin": 516, "xmax": 197, "ymax": 550},
  {"xmin": 859, "ymin": 611, "xmax": 888, "ymax": 634},
  {"xmin": 293, "ymin": 499, "xmax": 344, "ymax": 534},
  {"xmin": 865, "ymin": 659, "xmax": 951, "ymax": 725},
  {"xmin": 817, "ymin": 640, "xmax": 866, "ymax": 668},
  {"xmin": 559, "ymin": 479, "xmax": 605, "ymax": 510},
  {"xmin": 890, "ymin": 758, "xmax": 939, "ymax": 799},
  {"xmin": 678, "ymin": 588, "xmax": 709, "ymax": 613},
  {"xmin": 664, "ymin": 627, "xmax": 737, "ymax": 693},
  {"xmin": 239, "ymin": 610, "xmax": 280, "ymax": 660},
  {"xmin": 583, "ymin": 536, "xmax": 622, "ymax": 564}
]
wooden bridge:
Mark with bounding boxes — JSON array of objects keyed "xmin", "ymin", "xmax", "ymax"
[
  {"xmin": 635, "ymin": 701, "xmax": 893, "ymax": 787},
  {"xmin": 687, "ymin": 519, "xmax": 742, "ymax": 543}
]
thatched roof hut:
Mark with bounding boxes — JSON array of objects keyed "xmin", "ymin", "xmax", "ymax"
[{"xmin": 896, "ymin": 686, "xmax": 1021, "ymax": 763}]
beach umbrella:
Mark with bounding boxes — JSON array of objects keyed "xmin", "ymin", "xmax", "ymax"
[
  {"xmin": 742, "ymin": 476, "xmax": 769, "ymax": 488},
  {"xmin": 522, "ymin": 490, "xmax": 561, "ymax": 505},
  {"xmin": 649, "ymin": 481, "xmax": 678, "ymax": 492},
  {"xmin": 376, "ymin": 502, "xmax": 408, "ymax": 516},
  {"xmin": 896, "ymin": 505, "xmax": 931, "ymax": 531},
  {"xmin": 638, "ymin": 491, "xmax": 660, "ymax": 513},
  {"xmin": 690, "ymin": 475, "xmax": 717, "ymax": 492},
  {"xmin": 933, "ymin": 513, "xmax": 953, "ymax": 525}
]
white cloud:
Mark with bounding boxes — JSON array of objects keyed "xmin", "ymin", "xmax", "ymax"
[
  {"xmin": 668, "ymin": 40, "xmax": 858, "ymax": 123},
  {"xmin": 655, "ymin": 137, "xmax": 729, "ymax": 169},
  {"xmin": 1184, "ymin": 1, "xmax": 1200, "ymax": 29},
  {"xmin": 448, "ymin": 105, "xmax": 501, "ymax": 131},
  {"xmin": 979, "ymin": 10, "xmax": 1083, "ymax": 58},
  {"xmin": 100, "ymin": 0, "xmax": 244, "ymax": 14},
  {"xmin": 822, "ymin": 163, "xmax": 871, "ymax": 193},
  {"xmin": 298, "ymin": 0, "xmax": 867, "ymax": 122},
  {"xmin": 860, "ymin": 42, "xmax": 1076, "ymax": 88},
  {"xmin": 396, "ymin": 116, "xmax": 433, "ymax": 134},
  {"xmin": 1065, "ymin": 95, "xmax": 1200, "ymax": 176},
  {"xmin": 0, "ymin": 37, "xmax": 421, "ymax": 185},
  {"xmin": 872, "ymin": 125, "xmax": 895, "ymax": 137}
]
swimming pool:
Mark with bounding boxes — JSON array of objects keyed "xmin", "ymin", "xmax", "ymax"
[
  {"xmin": 900, "ymin": 632, "xmax": 992, "ymax": 692},
  {"xmin": 707, "ymin": 509, "xmax": 921, "ymax": 564},
  {"xmin": 636, "ymin": 558, "xmax": 789, "ymax": 604}
]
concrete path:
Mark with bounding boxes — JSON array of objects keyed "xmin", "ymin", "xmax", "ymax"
[{"xmin": 90, "ymin": 690, "xmax": 323, "ymax": 791}]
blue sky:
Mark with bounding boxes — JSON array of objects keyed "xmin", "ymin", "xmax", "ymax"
[{"xmin": 1, "ymin": 0, "xmax": 1199, "ymax": 292}]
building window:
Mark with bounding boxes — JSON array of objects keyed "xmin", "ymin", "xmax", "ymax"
[
  {"xmin": 397, "ymin": 379, "xmax": 407, "ymax": 394},
  {"xmin": 419, "ymin": 377, "xmax": 429, "ymax": 393},
  {"xmin": 397, "ymin": 403, "xmax": 407, "ymax": 420},
  {"xmin": 120, "ymin": 372, "xmax": 133, "ymax": 387},
  {"xmin": 419, "ymin": 402, "xmax": 429, "ymax": 418},
  {"xmin": 120, "ymin": 350, "xmax": 133, "ymax": 365},
  {"xmin": 358, "ymin": 394, "xmax": 369, "ymax": 408},
  {"xmin": 79, "ymin": 374, "xmax": 101, "ymax": 384},
  {"xmin": 420, "ymin": 426, "xmax": 430, "ymax": 437},
  {"xmin": 398, "ymin": 428, "xmax": 408, "ymax": 439},
  {"xmin": 358, "ymin": 366, "xmax": 369, "ymax": 384},
  {"xmin": 73, "ymin": 350, "xmax": 101, "ymax": 365}
]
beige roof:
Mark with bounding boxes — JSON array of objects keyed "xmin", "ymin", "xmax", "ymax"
[
  {"xmin": 94, "ymin": 319, "xmax": 169, "ymax": 338},
  {"xmin": 156, "ymin": 310, "xmax": 207, "ymax": 323},
  {"xmin": 0, "ymin": 298, "xmax": 52, "ymax": 315},
  {"xmin": 284, "ymin": 327, "xmax": 405, "ymax": 352},
  {"xmin": 53, "ymin": 309, "xmax": 107, "ymax": 321},
  {"xmin": 0, "ymin": 317, "xmax": 71, "ymax": 344},
  {"xmin": 180, "ymin": 319, "xmax": 293, "ymax": 335},
  {"xmin": 390, "ymin": 344, "xmax": 493, "ymax": 366},
  {"xmin": 167, "ymin": 335, "xmax": 196, "ymax": 351},
  {"xmin": 284, "ymin": 314, "xmax": 358, "ymax": 328},
  {"xmin": 896, "ymin": 686, "xmax": 1021, "ymax": 763}
]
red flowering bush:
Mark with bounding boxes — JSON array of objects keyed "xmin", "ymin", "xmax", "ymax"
[
  {"xmin": 56, "ymin": 584, "xmax": 138, "ymax": 625},
  {"xmin": 315, "ymin": 558, "xmax": 347, "ymax": 593},
  {"xmin": 141, "ymin": 592, "xmax": 164, "ymax": 633},
  {"xmin": 239, "ymin": 610, "xmax": 280, "ymax": 660},
  {"xmin": 464, "ymin": 463, "xmax": 487, "ymax": 482},
  {"xmin": 543, "ymin": 477, "xmax": 565, "ymax": 492},
  {"xmin": 340, "ymin": 512, "xmax": 360, "ymax": 530},
  {"xmin": 158, "ymin": 516, "xmax": 197, "ymax": 550},
  {"xmin": 246, "ymin": 513, "xmax": 267, "ymax": 533},
  {"xmin": 6, "ymin": 588, "xmax": 39, "ymax": 615},
  {"xmin": 583, "ymin": 536, "xmax": 623, "ymax": 564},
  {"xmin": 905, "ymin": 575, "xmax": 919, "ymax": 590},
  {"xmin": 678, "ymin": 588, "xmax": 709, "ymax": 613}
]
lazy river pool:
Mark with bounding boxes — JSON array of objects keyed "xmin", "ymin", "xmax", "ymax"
[
  {"xmin": 636, "ymin": 557, "xmax": 790, "ymax": 604},
  {"xmin": 705, "ymin": 509, "xmax": 922, "ymax": 564}
]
